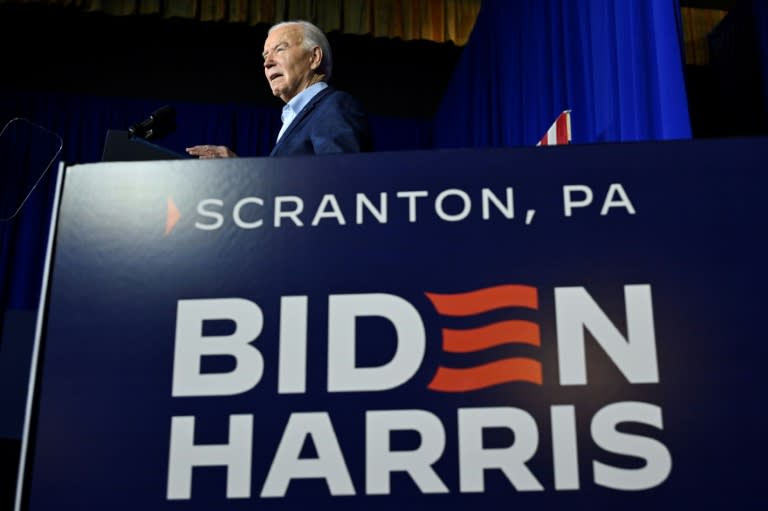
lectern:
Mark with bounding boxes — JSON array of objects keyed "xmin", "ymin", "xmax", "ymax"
[
  {"xmin": 101, "ymin": 129, "xmax": 185, "ymax": 161},
  {"xmin": 14, "ymin": 138, "xmax": 768, "ymax": 510}
]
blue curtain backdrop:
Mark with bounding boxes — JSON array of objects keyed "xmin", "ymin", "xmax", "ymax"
[{"xmin": 433, "ymin": 0, "xmax": 692, "ymax": 148}]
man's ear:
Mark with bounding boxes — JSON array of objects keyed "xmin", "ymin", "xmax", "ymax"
[{"xmin": 309, "ymin": 46, "xmax": 323, "ymax": 70}]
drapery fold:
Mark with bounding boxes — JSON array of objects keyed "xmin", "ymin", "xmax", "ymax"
[
  {"xmin": 681, "ymin": 6, "xmax": 727, "ymax": 65},
  {"xmin": 1, "ymin": 0, "xmax": 482, "ymax": 45},
  {"xmin": 0, "ymin": 0, "xmax": 744, "ymax": 62}
]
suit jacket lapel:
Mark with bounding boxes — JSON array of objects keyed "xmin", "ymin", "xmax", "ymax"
[{"xmin": 270, "ymin": 86, "xmax": 334, "ymax": 156}]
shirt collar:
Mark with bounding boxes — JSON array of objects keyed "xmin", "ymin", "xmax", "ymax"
[{"xmin": 282, "ymin": 81, "xmax": 329, "ymax": 122}]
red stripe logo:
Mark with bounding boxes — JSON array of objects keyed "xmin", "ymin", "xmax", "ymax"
[{"xmin": 425, "ymin": 285, "xmax": 542, "ymax": 392}]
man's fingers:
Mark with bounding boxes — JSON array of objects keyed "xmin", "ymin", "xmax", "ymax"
[{"xmin": 186, "ymin": 145, "xmax": 221, "ymax": 158}]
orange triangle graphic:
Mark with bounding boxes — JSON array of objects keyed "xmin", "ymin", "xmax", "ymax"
[{"xmin": 165, "ymin": 197, "xmax": 181, "ymax": 235}]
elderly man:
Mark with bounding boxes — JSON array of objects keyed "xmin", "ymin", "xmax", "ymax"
[{"xmin": 186, "ymin": 20, "xmax": 371, "ymax": 158}]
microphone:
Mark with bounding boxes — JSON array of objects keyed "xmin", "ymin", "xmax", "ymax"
[{"xmin": 128, "ymin": 105, "xmax": 176, "ymax": 140}]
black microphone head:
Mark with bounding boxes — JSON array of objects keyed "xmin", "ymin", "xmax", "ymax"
[
  {"xmin": 128, "ymin": 105, "xmax": 176, "ymax": 140},
  {"xmin": 150, "ymin": 105, "xmax": 175, "ymax": 125}
]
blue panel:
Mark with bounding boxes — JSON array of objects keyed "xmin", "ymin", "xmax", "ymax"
[{"xmin": 18, "ymin": 138, "xmax": 768, "ymax": 510}]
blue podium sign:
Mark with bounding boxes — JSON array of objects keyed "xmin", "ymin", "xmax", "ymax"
[{"xmin": 16, "ymin": 139, "xmax": 768, "ymax": 510}]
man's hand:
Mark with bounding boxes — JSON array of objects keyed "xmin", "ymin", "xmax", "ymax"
[{"xmin": 185, "ymin": 145, "xmax": 237, "ymax": 159}]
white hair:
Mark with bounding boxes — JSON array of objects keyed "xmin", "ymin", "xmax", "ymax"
[{"xmin": 269, "ymin": 20, "xmax": 333, "ymax": 80}]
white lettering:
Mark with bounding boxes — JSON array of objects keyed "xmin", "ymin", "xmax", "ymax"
[
  {"xmin": 356, "ymin": 192, "xmax": 388, "ymax": 224},
  {"xmin": 167, "ymin": 414, "xmax": 253, "ymax": 499},
  {"xmin": 274, "ymin": 196, "xmax": 304, "ymax": 227},
  {"xmin": 435, "ymin": 189, "xmax": 471, "ymax": 222},
  {"xmin": 366, "ymin": 410, "xmax": 449, "ymax": 494},
  {"xmin": 591, "ymin": 402, "xmax": 672, "ymax": 490},
  {"xmin": 278, "ymin": 296, "xmax": 308, "ymax": 394},
  {"xmin": 172, "ymin": 298, "xmax": 264, "ymax": 397},
  {"xmin": 551, "ymin": 405, "xmax": 580, "ymax": 490},
  {"xmin": 327, "ymin": 294, "xmax": 426, "ymax": 392},
  {"xmin": 601, "ymin": 183, "xmax": 637, "ymax": 216},
  {"xmin": 233, "ymin": 197, "xmax": 263, "ymax": 229},
  {"xmin": 482, "ymin": 187, "xmax": 515, "ymax": 219},
  {"xmin": 396, "ymin": 191, "xmax": 429, "ymax": 223},
  {"xmin": 195, "ymin": 198, "xmax": 224, "ymax": 230},
  {"xmin": 458, "ymin": 407, "xmax": 543, "ymax": 492},
  {"xmin": 312, "ymin": 194, "xmax": 346, "ymax": 226},
  {"xmin": 555, "ymin": 285, "xmax": 659, "ymax": 385},
  {"xmin": 563, "ymin": 185, "xmax": 593, "ymax": 217},
  {"xmin": 261, "ymin": 412, "xmax": 355, "ymax": 497}
]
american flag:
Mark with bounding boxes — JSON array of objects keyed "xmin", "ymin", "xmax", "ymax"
[{"xmin": 536, "ymin": 110, "xmax": 572, "ymax": 146}]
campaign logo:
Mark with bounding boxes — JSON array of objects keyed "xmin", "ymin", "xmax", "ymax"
[
  {"xmin": 166, "ymin": 197, "xmax": 181, "ymax": 235},
  {"xmin": 426, "ymin": 285, "xmax": 542, "ymax": 391},
  {"xmin": 166, "ymin": 284, "xmax": 669, "ymax": 501}
]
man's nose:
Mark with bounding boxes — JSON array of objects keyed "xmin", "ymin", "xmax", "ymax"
[{"xmin": 263, "ymin": 47, "xmax": 281, "ymax": 64}]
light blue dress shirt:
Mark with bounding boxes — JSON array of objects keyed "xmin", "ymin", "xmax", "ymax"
[{"xmin": 276, "ymin": 82, "xmax": 329, "ymax": 143}]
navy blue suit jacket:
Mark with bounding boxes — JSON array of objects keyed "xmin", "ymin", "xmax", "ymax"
[{"xmin": 269, "ymin": 86, "xmax": 372, "ymax": 157}]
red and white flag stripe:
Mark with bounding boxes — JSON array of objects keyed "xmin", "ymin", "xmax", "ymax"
[{"xmin": 536, "ymin": 110, "xmax": 572, "ymax": 146}]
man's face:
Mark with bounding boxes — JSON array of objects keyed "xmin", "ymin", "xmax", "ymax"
[{"xmin": 263, "ymin": 24, "xmax": 318, "ymax": 103}]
